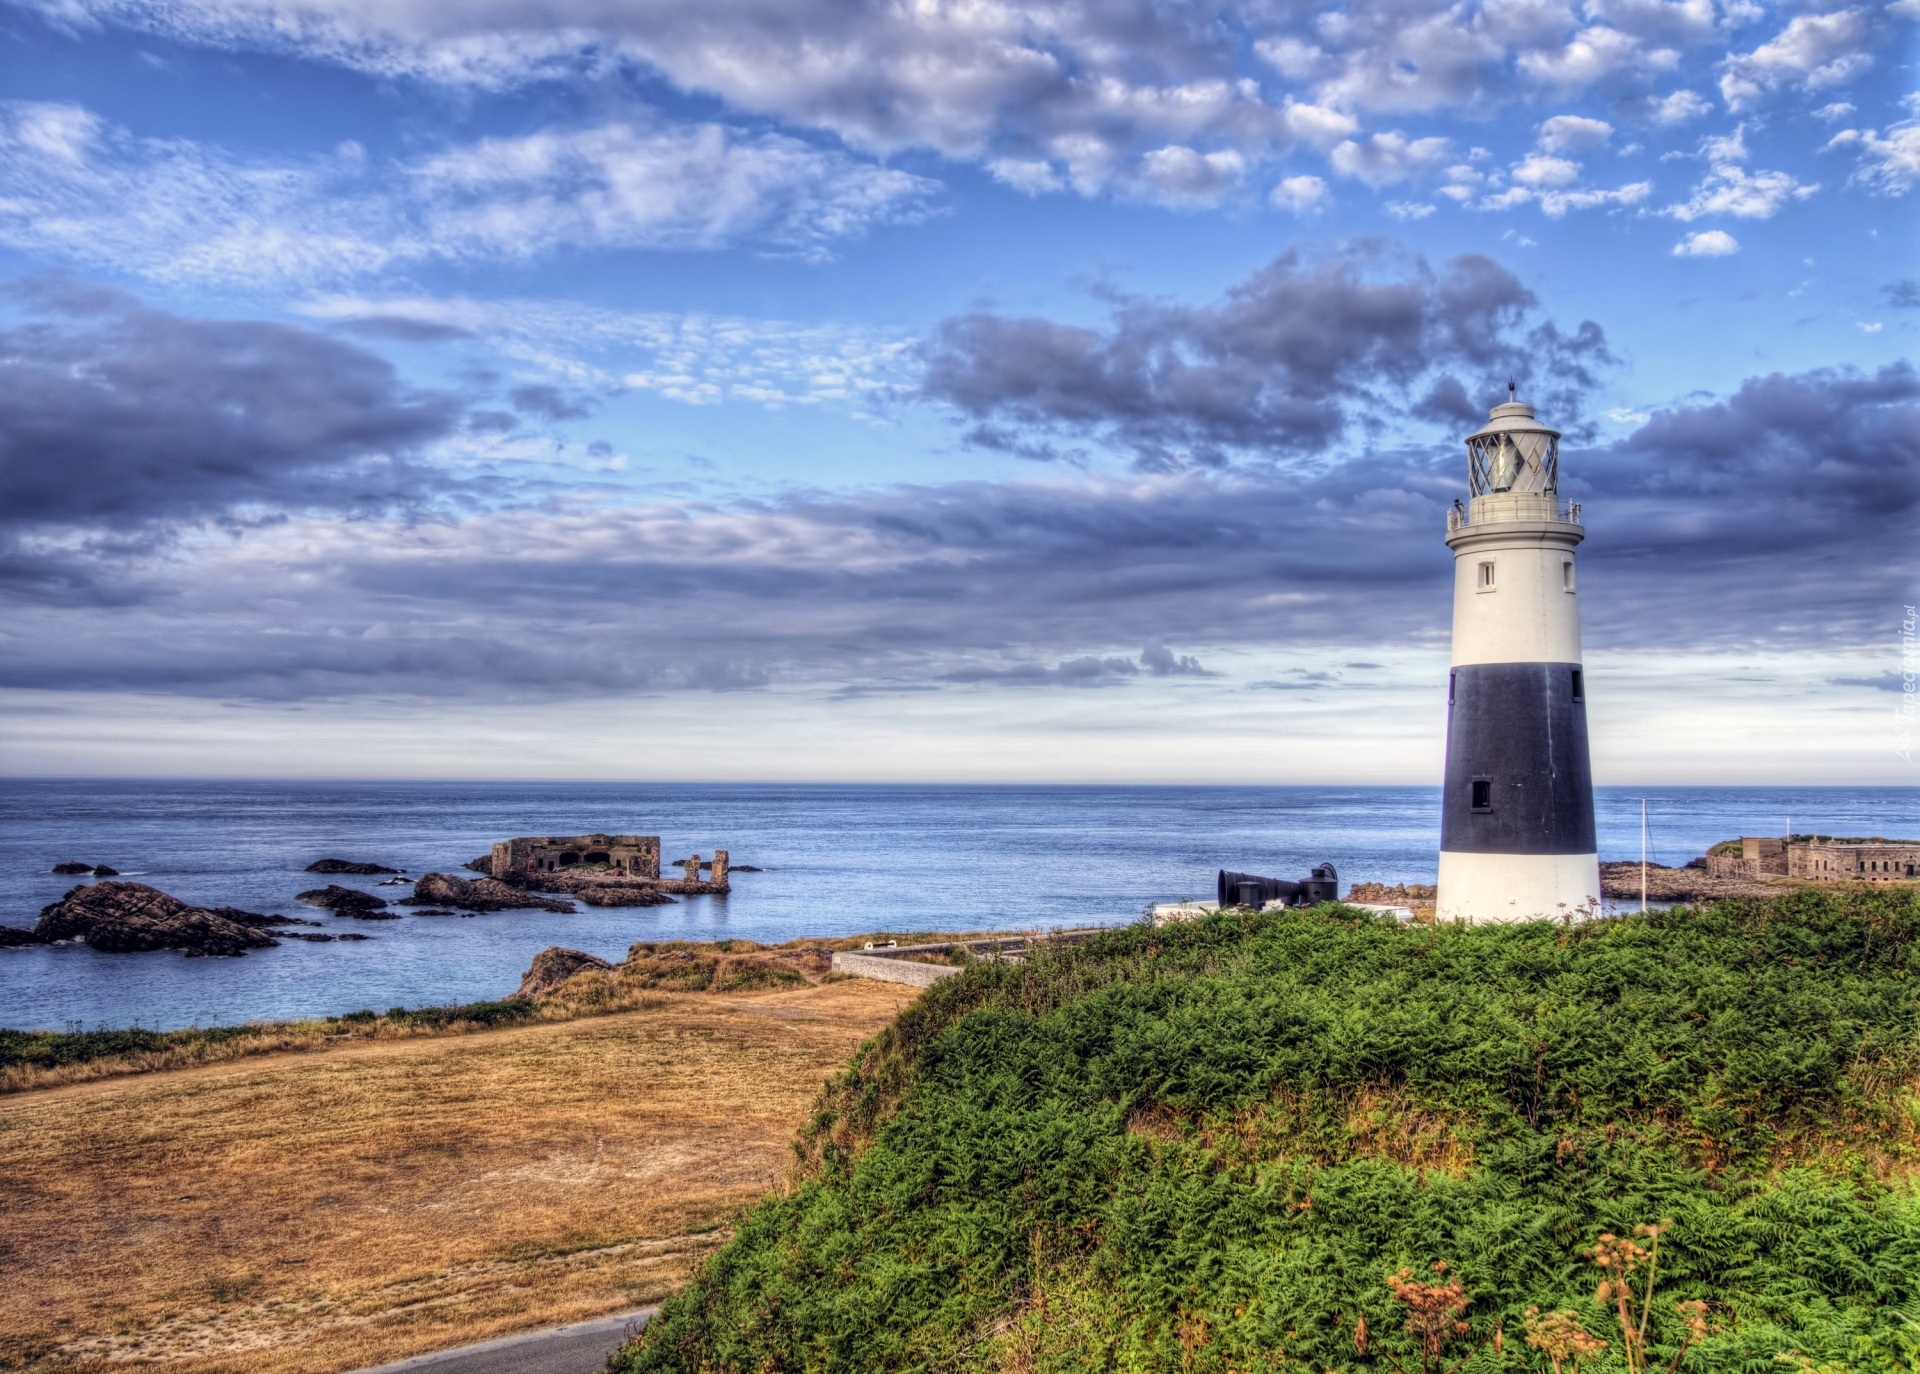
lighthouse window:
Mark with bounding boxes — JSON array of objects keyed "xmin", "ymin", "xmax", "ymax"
[
  {"xmin": 1448, "ymin": 671, "xmax": 1456, "ymax": 704},
  {"xmin": 1562, "ymin": 560, "xmax": 1576, "ymax": 592},
  {"xmin": 1571, "ymin": 668, "xmax": 1584, "ymax": 701},
  {"xmin": 1477, "ymin": 561, "xmax": 1496, "ymax": 590},
  {"xmin": 1470, "ymin": 777, "xmax": 1493, "ymax": 812}
]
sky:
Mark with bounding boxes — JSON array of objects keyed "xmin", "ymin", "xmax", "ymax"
[{"xmin": 0, "ymin": 0, "xmax": 1915, "ymax": 783}]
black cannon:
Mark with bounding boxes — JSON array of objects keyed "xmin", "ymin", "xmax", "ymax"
[{"xmin": 1217, "ymin": 863, "xmax": 1339, "ymax": 909}]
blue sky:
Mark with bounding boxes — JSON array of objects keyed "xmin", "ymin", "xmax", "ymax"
[{"xmin": 0, "ymin": 0, "xmax": 1915, "ymax": 782}]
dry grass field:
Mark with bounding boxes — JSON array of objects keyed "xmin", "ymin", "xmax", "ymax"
[{"xmin": 0, "ymin": 979, "xmax": 919, "ymax": 1374}]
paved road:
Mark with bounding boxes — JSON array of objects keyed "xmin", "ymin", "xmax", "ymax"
[{"xmin": 348, "ymin": 1308, "xmax": 656, "ymax": 1374}]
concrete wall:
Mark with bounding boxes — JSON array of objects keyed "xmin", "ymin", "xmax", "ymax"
[{"xmin": 830, "ymin": 951, "xmax": 961, "ymax": 987}]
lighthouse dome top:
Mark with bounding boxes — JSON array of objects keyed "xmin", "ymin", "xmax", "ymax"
[
  {"xmin": 1467, "ymin": 398, "xmax": 1561, "ymax": 443},
  {"xmin": 1464, "ymin": 388, "xmax": 1560, "ymax": 499}
]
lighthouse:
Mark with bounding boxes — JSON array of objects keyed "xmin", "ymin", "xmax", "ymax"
[{"xmin": 1436, "ymin": 388, "xmax": 1599, "ymax": 923}]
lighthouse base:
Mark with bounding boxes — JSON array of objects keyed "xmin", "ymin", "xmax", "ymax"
[{"xmin": 1436, "ymin": 850, "xmax": 1601, "ymax": 924}]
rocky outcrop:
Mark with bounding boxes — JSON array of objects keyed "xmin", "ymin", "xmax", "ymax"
[
  {"xmin": 0, "ymin": 925, "xmax": 46, "ymax": 947},
  {"xmin": 1598, "ymin": 861, "xmax": 1785, "ymax": 902},
  {"xmin": 400, "ymin": 873, "xmax": 573, "ymax": 913},
  {"xmin": 506, "ymin": 870, "xmax": 677, "ymax": 906},
  {"xmin": 51, "ymin": 862, "xmax": 94, "ymax": 874},
  {"xmin": 305, "ymin": 859, "xmax": 402, "ymax": 875},
  {"xmin": 515, "ymin": 946, "xmax": 614, "ymax": 998},
  {"xmin": 1345, "ymin": 882, "xmax": 1437, "ymax": 913},
  {"xmin": 465, "ymin": 854, "xmax": 495, "ymax": 875},
  {"xmin": 573, "ymin": 885, "xmax": 680, "ymax": 908},
  {"xmin": 34, "ymin": 883, "xmax": 281, "ymax": 957},
  {"xmin": 295, "ymin": 886, "xmax": 393, "ymax": 916}
]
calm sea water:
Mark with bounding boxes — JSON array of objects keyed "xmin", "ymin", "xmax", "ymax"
[{"xmin": 1, "ymin": 780, "xmax": 1913, "ymax": 1031}]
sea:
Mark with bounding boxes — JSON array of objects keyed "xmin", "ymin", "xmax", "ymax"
[{"xmin": 1, "ymin": 780, "xmax": 1913, "ymax": 1032}]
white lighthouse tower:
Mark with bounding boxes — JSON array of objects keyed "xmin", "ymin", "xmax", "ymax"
[{"xmin": 1436, "ymin": 387, "xmax": 1599, "ymax": 923}]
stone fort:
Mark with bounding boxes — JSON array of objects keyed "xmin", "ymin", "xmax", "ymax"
[
  {"xmin": 492, "ymin": 834, "xmax": 660, "ymax": 879},
  {"xmin": 1706, "ymin": 836, "xmax": 1920, "ymax": 882}
]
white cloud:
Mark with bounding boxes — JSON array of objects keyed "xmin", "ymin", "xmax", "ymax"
[
  {"xmin": 1133, "ymin": 145, "xmax": 1246, "ymax": 205},
  {"xmin": 1519, "ymin": 25, "xmax": 1664, "ymax": 86},
  {"xmin": 1436, "ymin": 164, "xmax": 1485, "ymax": 200},
  {"xmin": 1537, "ymin": 114, "xmax": 1614, "ymax": 151},
  {"xmin": 1646, "ymin": 89, "xmax": 1711, "ymax": 124},
  {"xmin": 1512, "ymin": 152, "xmax": 1583, "ymax": 185},
  {"xmin": 1814, "ymin": 101, "xmax": 1857, "ymax": 121},
  {"xmin": 1720, "ymin": 10, "xmax": 1871, "ymax": 111},
  {"xmin": 1279, "ymin": 101, "xmax": 1359, "ymax": 149},
  {"xmin": 1479, "ymin": 178, "xmax": 1652, "ymax": 214},
  {"xmin": 412, "ymin": 122, "xmax": 939, "ymax": 259},
  {"xmin": 1328, "ymin": 131, "xmax": 1450, "ymax": 186},
  {"xmin": 1537, "ymin": 180, "xmax": 1652, "ymax": 214},
  {"xmin": 1384, "ymin": 199, "xmax": 1436, "ymax": 218},
  {"xmin": 1667, "ymin": 162, "xmax": 1818, "ymax": 218},
  {"xmin": 298, "ymin": 292, "xmax": 918, "ymax": 411},
  {"xmin": 1698, "ymin": 126, "xmax": 1749, "ymax": 163},
  {"xmin": 1827, "ymin": 121, "xmax": 1920, "ymax": 193},
  {"xmin": 1673, "ymin": 228, "xmax": 1739, "ymax": 255},
  {"xmin": 0, "ymin": 102, "xmax": 937, "ymax": 285},
  {"xmin": 1269, "ymin": 173, "xmax": 1329, "ymax": 213},
  {"xmin": 1255, "ymin": 36, "xmax": 1324, "ymax": 78},
  {"xmin": 989, "ymin": 158, "xmax": 1064, "ymax": 194}
]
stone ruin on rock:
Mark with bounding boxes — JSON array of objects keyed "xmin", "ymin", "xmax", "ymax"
[
  {"xmin": 487, "ymin": 834, "xmax": 730, "ymax": 895},
  {"xmin": 492, "ymin": 834, "xmax": 662, "ymax": 879}
]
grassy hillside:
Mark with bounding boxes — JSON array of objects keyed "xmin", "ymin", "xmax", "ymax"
[{"xmin": 617, "ymin": 889, "xmax": 1920, "ymax": 1374}]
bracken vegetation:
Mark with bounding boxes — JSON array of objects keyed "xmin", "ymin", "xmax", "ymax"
[{"xmin": 616, "ymin": 887, "xmax": 1920, "ymax": 1374}]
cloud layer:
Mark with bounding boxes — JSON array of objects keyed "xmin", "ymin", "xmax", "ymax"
[
  {"xmin": 0, "ymin": 101, "xmax": 938, "ymax": 285},
  {"xmin": 2, "ymin": 280, "xmax": 1912, "ymax": 702},
  {"xmin": 12, "ymin": 0, "xmax": 1909, "ymax": 213}
]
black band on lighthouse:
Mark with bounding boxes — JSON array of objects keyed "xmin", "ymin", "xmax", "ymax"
[{"xmin": 1440, "ymin": 661, "xmax": 1595, "ymax": 855}]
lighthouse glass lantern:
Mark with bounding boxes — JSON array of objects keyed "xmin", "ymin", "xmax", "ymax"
[{"xmin": 1435, "ymin": 389, "xmax": 1599, "ymax": 923}]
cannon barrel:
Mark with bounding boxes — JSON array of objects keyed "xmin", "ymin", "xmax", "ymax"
[{"xmin": 1217, "ymin": 863, "xmax": 1339, "ymax": 909}]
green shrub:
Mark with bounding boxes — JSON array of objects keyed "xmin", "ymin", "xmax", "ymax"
[{"xmin": 619, "ymin": 889, "xmax": 1920, "ymax": 1374}]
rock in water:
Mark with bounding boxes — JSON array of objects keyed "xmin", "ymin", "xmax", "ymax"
[
  {"xmin": 34, "ymin": 883, "xmax": 280, "ymax": 957},
  {"xmin": 572, "ymin": 884, "xmax": 678, "ymax": 907},
  {"xmin": 50, "ymin": 862, "xmax": 94, "ymax": 875},
  {"xmin": 295, "ymin": 885, "xmax": 391, "ymax": 915},
  {"xmin": 305, "ymin": 858, "xmax": 402, "ymax": 875},
  {"xmin": 515, "ymin": 946, "xmax": 614, "ymax": 998},
  {"xmin": 0, "ymin": 925, "xmax": 46, "ymax": 947},
  {"xmin": 464, "ymin": 854, "xmax": 495, "ymax": 875},
  {"xmin": 401, "ymin": 874, "xmax": 573, "ymax": 913},
  {"xmin": 91, "ymin": 865, "xmax": 119, "ymax": 876}
]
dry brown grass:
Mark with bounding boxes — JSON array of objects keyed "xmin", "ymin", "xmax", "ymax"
[
  {"xmin": 0, "ymin": 979, "xmax": 919, "ymax": 1374},
  {"xmin": 3, "ymin": 930, "xmax": 1019, "ymax": 1097}
]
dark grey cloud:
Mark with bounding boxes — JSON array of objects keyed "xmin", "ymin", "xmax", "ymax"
[
  {"xmin": 509, "ymin": 384, "xmax": 596, "ymax": 421},
  {"xmin": 943, "ymin": 644, "xmax": 1214, "ymax": 687},
  {"xmin": 1884, "ymin": 281, "xmax": 1920, "ymax": 310},
  {"xmin": 333, "ymin": 314, "xmax": 477, "ymax": 343},
  {"xmin": 0, "ymin": 282, "xmax": 459, "ymax": 530},
  {"xmin": 921, "ymin": 246, "xmax": 1611, "ymax": 470}
]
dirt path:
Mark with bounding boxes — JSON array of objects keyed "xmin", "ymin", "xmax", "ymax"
[{"xmin": 0, "ymin": 981, "xmax": 917, "ymax": 1374}]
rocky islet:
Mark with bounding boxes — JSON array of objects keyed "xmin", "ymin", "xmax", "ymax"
[{"xmin": 28, "ymin": 883, "xmax": 297, "ymax": 957}]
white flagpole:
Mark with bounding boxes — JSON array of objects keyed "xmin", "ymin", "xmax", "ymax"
[{"xmin": 1641, "ymin": 796, "xmax": 1648, "ymax": 914}]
